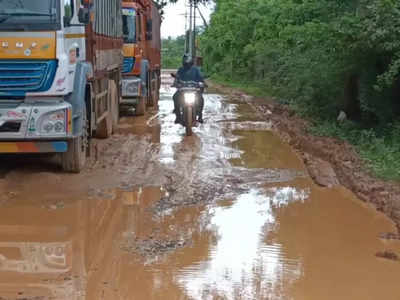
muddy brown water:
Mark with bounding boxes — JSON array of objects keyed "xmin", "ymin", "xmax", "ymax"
[{"xmin": 0, "ymin": 71, "xmax": 399, "ymax": 299}]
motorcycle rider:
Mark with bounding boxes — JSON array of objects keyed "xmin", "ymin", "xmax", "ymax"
[{"xmin": 173, "ymin": 54, "xmax": 205, "ymax": 123}]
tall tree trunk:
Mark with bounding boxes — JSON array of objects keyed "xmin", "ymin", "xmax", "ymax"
[{"xmin": 344, "ymin": 74, "xmax": 361, "ymax": 120}]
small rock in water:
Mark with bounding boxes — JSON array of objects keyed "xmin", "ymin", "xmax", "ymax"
[
  {"xmin": 379, "ymin": 232, "xmax": 400, "ymax": 240},
  {"xmin": 376, "ymin": 250, "xmax": 399, "ymax": 261}
]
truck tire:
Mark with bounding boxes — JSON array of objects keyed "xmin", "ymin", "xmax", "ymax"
[
  {"xmin": 148, "ymin": 71, "xmax": 158, "ymax": 108},
  {"xmin": 136, "ymin": 96, "xmax": 146, "ymax": 116},
  {"xmin": 95, "ymin": 80, "xmax": 115, "ymax": 138},
  {"xmin": 109, "ymin": 80, "xmax": 119, "ymax": 133},
  {"xmin": 155, "ymin": 74, "xmax": 160, "ymax": 110},
  {"xmin": 61, "ymin": 107, "xmax": 88, "ymax": 173}
]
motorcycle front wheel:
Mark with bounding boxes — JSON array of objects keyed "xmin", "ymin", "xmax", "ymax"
[{"xmin": 185, "ymin": 106, "xmax": 193, "ymax": 136}]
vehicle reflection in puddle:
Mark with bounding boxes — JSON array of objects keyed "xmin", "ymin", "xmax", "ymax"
[
  {"xmin": 0, "ymin": 242, "xmax": 71, "ymax": 273},
  {"xmin": 0, "ymin": 72, "xmax": 400, "ymax": 300}
]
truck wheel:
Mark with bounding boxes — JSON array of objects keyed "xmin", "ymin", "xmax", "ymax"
[
  {"xmin": 136, "ymin": 96, "xmax": 146, "ymax": 116},
  {"xmin": 61, "ymin": 107, "xmax": 88, "ymax": 173},
  {"xmin": 96, "ymin": 112, "xmax": 112, "ymax": 138},
  {"xmin": 109, "ymin": 80, "xmax": 119, "ymax": 133},
  {"xmin": 155, "ymin": 74, "xmax": 160, "ymax": 110},
  {"xmin": 95, "ymin": 80, "xmax": 115, "ymax": 138},
  {"xmin": 149, "ymin": 71, "xmax": 159, "ymax": 108}
]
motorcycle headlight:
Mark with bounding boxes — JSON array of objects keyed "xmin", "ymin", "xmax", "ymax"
[{"xmin": 184, "ymin": 92, "xmax": 196, "ymax": 105}]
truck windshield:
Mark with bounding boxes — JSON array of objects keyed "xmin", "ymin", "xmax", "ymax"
[
  {"xmin": 122, "ymin": 8, "xmax": 136, "ymax": 43},
  {"xmin": 0, "ymin": 0, "xmax": 59, "ymax": 31}
]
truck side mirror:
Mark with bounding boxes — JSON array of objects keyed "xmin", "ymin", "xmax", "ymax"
[
  {"xmin": 146, "ymin": 19, "xmax": 153, "ymax": 40},
  {"xmin": 78, "ymin": 7, "xmax": 90, "ymax": 24},
  {"xmin": 146, "ymin": 19, "xmax": 153, "ymax": 32},
  {"xmin": 63, "ymin": 16, "xmax": 71, "ymax": 27}
]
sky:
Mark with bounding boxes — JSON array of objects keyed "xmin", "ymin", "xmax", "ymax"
[{"xmin": 161, "ymin": 0, "xmax": 214, "ymax": 38}]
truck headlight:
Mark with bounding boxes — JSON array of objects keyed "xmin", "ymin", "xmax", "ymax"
[
  {"xmin": 184, "ymin": 92, "xmax": 196, "ymax": 105},
  {"xmin": 43, "ymin": 122, "xmax": 54, "ymax": 133},
  {"xmin": 122, "ymin": 78, "xmax": 141, "ymax": 97},
  {"xmin": 54, "ymin": 121, "xmax": 65, "ymax": 133},
  {"xmin": 39, "ymin": 110, "xmax": 67, "ymax": 135},
  {"xmin": 127, "ymin": 82, "xmax": 139, "ymax": 94}
]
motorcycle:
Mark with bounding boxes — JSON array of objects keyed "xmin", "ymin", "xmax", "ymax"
[{"xmin": 171, "ymin": 74, "xmax": 205, "ymax": 136}]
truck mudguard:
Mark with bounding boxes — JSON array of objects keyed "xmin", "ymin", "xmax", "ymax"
[
  {"xmin": 140, "ymin": 59, "xmax": 149, "ymax": 97},
  {"xmin": 66, "ymin": 62, "xmax": 93, "ymax": 136}
]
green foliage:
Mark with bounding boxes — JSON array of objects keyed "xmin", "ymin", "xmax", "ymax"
[
  {"xmin": 311, "ymin": 121, "xmax": 400, "ymax": 180},
  {"xmin": 162, "ymin": 35, "xmax": 186, "ymax": 69},
  {"xmin": 200, "ymin": 0, "xmax": 400, "ymax": 180},
  {"xmin": 201, "ymin": 0, "xmax": 400, "ymax": 121}
]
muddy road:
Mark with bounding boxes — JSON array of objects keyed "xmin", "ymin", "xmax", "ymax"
[{"xmin": 0, "ymin": 71, "xmax": 399, "ymax": 300}]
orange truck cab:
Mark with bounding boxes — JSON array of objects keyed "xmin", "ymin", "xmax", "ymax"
[{"xmin": 121, "ymin": 0, "xmax": 161, "ymax": 115}]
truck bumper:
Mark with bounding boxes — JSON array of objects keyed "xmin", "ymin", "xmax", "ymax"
[
  {"xmin": 0, "ymin": 100, "xmax": 73, "ymax": 141},
  {"xmin": 120, "ymin": 98, "xmax": 139, "ymax": 105},
  {"xmin": 0, "ymin": 141, "xmax": 67, "ymax": 153}
]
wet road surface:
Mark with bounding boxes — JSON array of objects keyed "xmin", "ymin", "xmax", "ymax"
[{"xmin": 0, "ymin": 71, "xmax": 399, "ymax": 299}]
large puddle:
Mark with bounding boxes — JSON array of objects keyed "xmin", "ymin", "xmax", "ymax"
[{"xmin": 0, "ymin": 72, "xmax": 399, "ymax": 299}]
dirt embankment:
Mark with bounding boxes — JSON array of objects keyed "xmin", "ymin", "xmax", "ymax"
[{"xmin": 210, "ymin": 83, "xmax": 400, "ymax": 234}]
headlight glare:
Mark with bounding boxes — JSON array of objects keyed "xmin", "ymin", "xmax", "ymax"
[{"xmin": 184, "ymin": 92, "xmax": 196, "ymax": 105}]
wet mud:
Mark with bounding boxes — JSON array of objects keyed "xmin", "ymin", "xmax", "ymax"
[
  {"xmin": 0, "ymin": 71, "xmax": 399, "ymax": 299},
  {"xmin": 210, "ymin": 83, "xmax": 400, "ymax": 233}
]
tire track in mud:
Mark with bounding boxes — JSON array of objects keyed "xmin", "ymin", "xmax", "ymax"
[
  {"xmin": 121, "ymin": 99, "xmax": 304, "ymax": 217},
  {"xmin": 87, "ymin": 91, "xmax": 305, "ymax": 219},
  {"xmin": 1, "ymin": 74, "xmax": 400, "ymax": 300}
]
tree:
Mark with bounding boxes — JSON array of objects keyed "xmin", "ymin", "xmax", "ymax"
[{"xmin": 200, "ymin": 0, "xmax": 400, "ymax": 124}]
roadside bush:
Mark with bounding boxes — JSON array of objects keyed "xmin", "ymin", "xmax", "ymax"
[{"xmin": 200, "ymin": 0, "xmax": 400, "ymax": 180}]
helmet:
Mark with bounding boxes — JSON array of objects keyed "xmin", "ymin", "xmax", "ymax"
[{"xmin": 182, "ymin": 53, "xmax": 193, "ymax": 67}]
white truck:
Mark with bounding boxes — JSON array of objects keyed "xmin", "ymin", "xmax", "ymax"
[{"xmin": 0, "ymin": 0, "xmax": 124, "ymax": 172}]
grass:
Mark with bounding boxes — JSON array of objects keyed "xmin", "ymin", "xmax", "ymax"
[
  {"xmin": 310, "ymin": 121, "xmax": 400, "ymax": 181},
  {"xmin": 211, "ymin": 75, "xmax": 400, "ymax": 181}
]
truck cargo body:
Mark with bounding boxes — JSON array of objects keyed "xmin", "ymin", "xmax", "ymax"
[
  {"xmin": 121, "ymin": 0, "xmax": 161, "ymax": 115},
  {"xmin": 0, "ymin": 0, "xmax": 124, "ymax": 172}
]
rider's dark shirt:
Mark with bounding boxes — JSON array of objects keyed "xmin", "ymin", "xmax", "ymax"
[{"xmin": 176, "ymin": 65, "xmax": 204, "ymax": 82}]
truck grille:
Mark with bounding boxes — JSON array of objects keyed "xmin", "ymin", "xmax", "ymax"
[
  {"xmin": 122, "ymin": 57, "xmax": 135, "ymax": 73},
  {"xmin": 0, "ymin": 60, "xmax": 57, "ymax": 96},
  {"xmin": 0, "ymin": 121, "xmax": 21, "ymax": 133}
]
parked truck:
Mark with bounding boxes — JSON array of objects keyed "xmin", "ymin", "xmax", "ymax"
[
  {"xmin": 121, "ymin": 0, "xmax": 161, "ymax": 115},
  {"xmin": 0, "ymin": 0, "xmax": 123, "ymax": 172}
]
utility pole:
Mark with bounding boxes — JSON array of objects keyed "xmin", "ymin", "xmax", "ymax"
[
  {"xmin": 193, "ymin": 0, "xmax": 197, "ymax": 58},
  {"xmin": 185, "ymin": 0, "xmax": 197, "ymax": 59},
  {"xmin": 197, "ymin": 5, "xmax": 208, "ymax": 29},
  {"xmin": 188, "ymin": 0, "xmax": 193, "ymax": 58}
]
